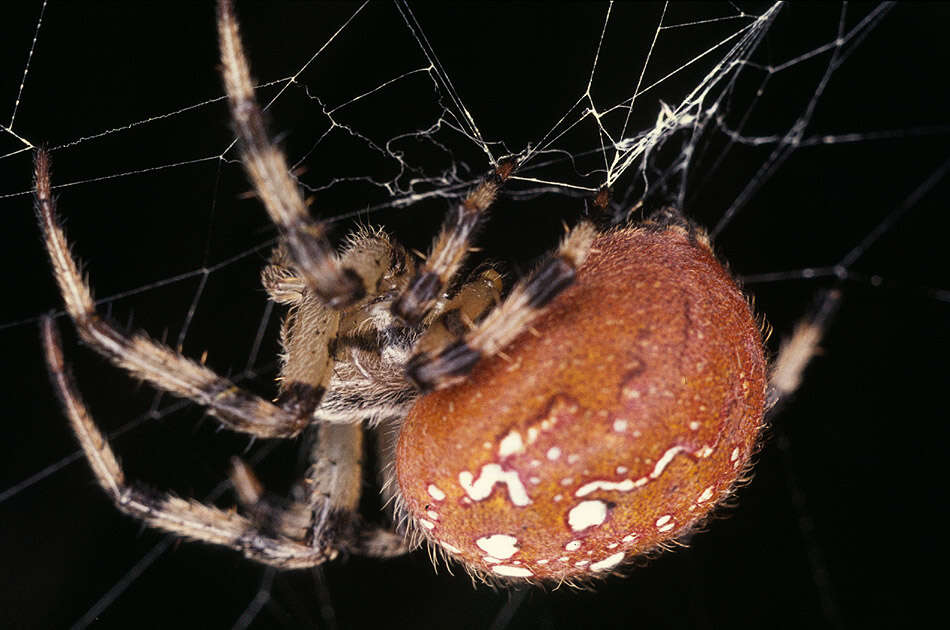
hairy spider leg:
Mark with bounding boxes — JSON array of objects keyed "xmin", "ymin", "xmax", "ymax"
[
  {"xmin": 218, "ymin": 0, "xmax": 367, "ymax": 310},
  {"xmin": 41, "ymin": 318, "xmax": 404, "ymax": 568},
  {"xmin": 768, "ymin": 288, "xmax": 842, "ymax": 410},
  {"xmin": 263, "ymin": 230, "xmax": 404, "ymax": 419},
  {"xmin": 392, "ymin": 160, "xmax": 515, "ymax": 326},
  {"xmin": 410, "ymin": 268, "xmax": 503, "ymax": 358},
  {"xmin": 407, "ymin": 222, "xmax": 598, "ymax": 391},
  {"xmin": 34, "ymin": 151, "xmax": 311, "ymax": 438}
]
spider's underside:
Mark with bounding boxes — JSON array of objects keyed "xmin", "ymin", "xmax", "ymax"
[{"xmin": 36, "ymin": 0, "xmax": 831, "ymax": 583}]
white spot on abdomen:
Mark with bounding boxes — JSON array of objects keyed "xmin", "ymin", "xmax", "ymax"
[
  {"xmin": 459, "ymin": 464, "xmax": 532, "ymax": 506},
  {"xmin": 565, "ymin": 540, "xmax": 581, "ymax": 551},
  {"xmin": 419, "ymin": 519, "xmax": 435, "ymax": 530},
  {"xmin": 546, "ymin": 447, "xmax": 561, "ymax": 461},
  {"xmin": 476, "ymin": 534, "xmax": 519, "ymax": 559},
  {"xmin": 498, "ymin": 430, "xmax": 525, "ymax": 457},
  {"xmin": 697, "ymin": 485, "xmax": 714, "ymax": 503},
  {"xmin": 651, "ymin": 446, "xmax": 687, "ymax": 478},
  {"xmin": 427, "ymin": 484, "xmax": 446, "ymax": 501},
  {"xmin": 575, "ymin": 479, "xmax": 636, "ymax": 497},
  {"xmin": 568, "ymin": 500, "xmax": 608, "ymax": 531},
  {"xmin": 441, "ymin": 541, "xmax": 461, "ymax": 554},
  {"xmin": 491, "ymin": 565, "xmax": 533, "ymax": 577},
  {"xmin": 591, "ymin": 551, "xmax": 625, "ymax": 571}
]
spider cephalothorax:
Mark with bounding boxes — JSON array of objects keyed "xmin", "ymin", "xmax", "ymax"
[{"xmin": 37, "ymin": 0, "xmax": 827, "ymax": 584}]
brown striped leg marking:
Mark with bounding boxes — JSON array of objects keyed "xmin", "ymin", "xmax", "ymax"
[
  {"xmin": 40, "ymin": 316, "xmax": 333, "ymax": 569},
  {"xmin": 407, "ymin": 222, "xmax": 598, "ymax": 391},
  {"xmin": 392, "ymin": 161, "xmax": 515, "ymax": 326},
  {"xmin": 34, "ymin": 150, "xmax": 312, "ymax": 438},
  {"xmin": 218, "ymin": 0, "xmax": 366, "ymax": 309}
]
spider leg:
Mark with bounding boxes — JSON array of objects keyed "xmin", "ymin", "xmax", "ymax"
[
  {"xmin": 407, "ymin": 221, "xmax": 598, "ymax": 391},
  {"xmin": 392, "ymin": 161, "xmax": 515, "ymax": 326},
  {"xmin": 229, "ymin": 425, "xmax": 407, "ymax": 559},
  {"xmin": 767, "ymin": 288, "xmax": 842, "ymax": 410},
  {"xmin": 270, "ymin": 227, "xmax": 410, "ymax": 427},
  {"xmin": 217, "ymin": 0, "xmax": 367, "ymax": 309},
  {"xmin": 239, "ymin": 229, "xmax": 411, "ymax": 557},
  {"xmin": 33, "ymin": 151, "xmax": 312, "ymax": 438},
  {"xmin": 411, "ymin": 267, "xmax": 502, "ymax": 358},
  {"xmin": 260, "ymin": 244, "xmax": 306, "ymax": 306},
  {"xmin": 41, "ymin": 316, "xmax": 332, "ymax": 569}
]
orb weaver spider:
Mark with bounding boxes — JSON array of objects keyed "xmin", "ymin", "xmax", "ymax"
[{"xmin": 36, "ymin": 0, "xmax": 830, "ymax": 585}]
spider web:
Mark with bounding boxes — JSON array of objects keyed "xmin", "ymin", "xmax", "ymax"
[{"xmin": 0, "ymin": 2, "xmax": 947, "ymax": 628}]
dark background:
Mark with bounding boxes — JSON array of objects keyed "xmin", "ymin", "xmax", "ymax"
[{"xmin": 0, "ymin": 3, "xmax": 947, "ymax": 629}]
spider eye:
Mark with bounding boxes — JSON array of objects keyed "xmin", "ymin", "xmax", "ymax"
[{"xmin": 395, "ymin": 226, "xmax": 767, "ymax": 581}]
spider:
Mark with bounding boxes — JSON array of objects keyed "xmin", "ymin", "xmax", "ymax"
[{"xmin": 36, "ymin": 0, "xmax": 831, "ymax": 584}]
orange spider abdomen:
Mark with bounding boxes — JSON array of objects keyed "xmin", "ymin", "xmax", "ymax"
[{"xmin": 395, "ymin": 226, "xmax": 767, "ymax": 581}]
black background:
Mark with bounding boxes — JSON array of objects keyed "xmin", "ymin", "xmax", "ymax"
[{"xmin": 1, "ymin": 3, "xmax": 947, "ymax": 629}]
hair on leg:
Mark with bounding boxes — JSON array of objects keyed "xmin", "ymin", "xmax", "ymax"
[
  {"xmin": 392, "ymin": 161, "xmax": 515, "ymax": 326},
  {"xmin": 40, "ymin": 316, "xmax": 330, "ymax": 568},
  {"xmin": 217, "ymin": 0, "xmax": 366, "ymax": 309},
  {"xmin": 407, "ymin": 221, "xmax": 598, "ymax": 391},
  {"xmin": 34, "ymin": 150, "xmax": 313, "ymax": 438},
  {"xmin": 768, "ymin": 288, "xmax": 842, "ymax": 410}
]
